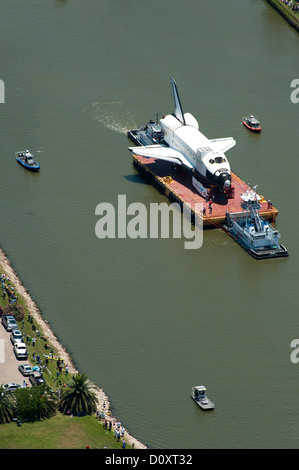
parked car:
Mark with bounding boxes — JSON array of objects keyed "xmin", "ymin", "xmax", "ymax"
[
  {"xmin": 3, "ymin": 383, "xmax": 22, "ymax": 392},
  {"xmin": 18, "ymin": 364, "xmax": 33, "ymax": 376},
  {"xmin": 13, "ymin": 342, "xmax": 28, "ymax": 360},
  {"xmin": 10, "ymin": 329, "xmax": 23, "ymax": 345},
  {"xmin": 29, "ymin": 371, "xmax": 45, "ymax": 386},
  {"xmin": 1, "ymin": 315, "xmax": 18, "ymax": 331}
]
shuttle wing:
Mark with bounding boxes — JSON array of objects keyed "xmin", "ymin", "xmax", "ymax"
[
  {"xmin": 210, "ymin": 137, "xmax": 236, "ymax": 153},
  {"xmin": 129, "ymin": 144, "xmax": 193, "ymax": 168}
]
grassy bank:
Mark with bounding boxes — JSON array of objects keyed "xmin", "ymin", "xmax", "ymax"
[
  {"xmin": 0, "ymin": 262, "xmax": 136, "ymax": 449},
  {"xmin": 266, "ymin": 0, "xmax": 299, "ymax": 31},
  {"xmin": 0, "ymin": 413, "xmax": 130, "ymax": 449},
  {"xmin": 0, "ymin": 266, "xmax": 64, "ymax": 390}
]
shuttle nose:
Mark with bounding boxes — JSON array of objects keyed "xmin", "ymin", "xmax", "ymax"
[{"xmin": 216, "ymin": 172, "xmax": 231, "ymax": 188}]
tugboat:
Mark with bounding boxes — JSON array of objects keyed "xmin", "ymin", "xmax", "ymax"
[
  {"xmin": 127, "ymin": 116, "xmax": 165, "ymax": 146},
  {"xmin": 224, "ymin": 187, "xmax": 288, "ymax": 259},
  {"xmin": 16, "ymin": 150, "xmax": 40, "ymax": 172},
  {"xmin": 191, "ymin": 386, "xmax": 215, "ymax": 411},
  {"xmin": 242, "ymin": 115, "xmax": 262, "ymax": 133}
]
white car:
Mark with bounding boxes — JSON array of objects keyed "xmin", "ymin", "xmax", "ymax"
[
  {"xmin": 2, "ymin": 315, "xmax": 18, "ymax": 331},
  {"xmin": 10, "ymin": 329, "xmax": 24, "ymax": 346},
  {"xmin": 18, "ymin": 364, "xmax": 33, "ymax": 376},
  {"xmin": 3, "ymin": 383, "xmax": 22, "ymax": 392},
  {"xmin": 13, "ymin": 342, "xmax": 28, "ymax": 360}
]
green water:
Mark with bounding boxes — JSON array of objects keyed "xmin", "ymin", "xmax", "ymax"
[{"xmin": 0, "ymin": 0, "xmax": 298, "ymax": 448}]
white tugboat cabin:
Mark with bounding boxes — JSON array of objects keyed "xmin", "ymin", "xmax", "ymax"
[{"xmin": 191, "ymin": 386, "xmax": 215, "ymax": 410}]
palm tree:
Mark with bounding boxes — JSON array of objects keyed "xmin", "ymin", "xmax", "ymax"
[
  {"xmin": 0, "ymin": 386, "xmax": 16, "ymax": 424},
  {"xmin": 58, "ymin": 373, "xmax": 98, "ymax": 416},
  {"xmin": 15, "ymin": 385, "xmax": 57, "ymax": 422}
]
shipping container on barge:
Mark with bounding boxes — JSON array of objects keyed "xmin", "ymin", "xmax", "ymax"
[{"xmin": 128, "ymin": 119, "xmax": 288, "ymax": 259}]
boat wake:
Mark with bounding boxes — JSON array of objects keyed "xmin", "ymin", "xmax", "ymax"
[{"xmin": 83, "ymin": 101, "xmax": 137, "ymax": 135}]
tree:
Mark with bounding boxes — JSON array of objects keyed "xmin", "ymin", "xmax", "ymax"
[
  {"xmin": 14, "ymin": 385, "xmax": 57, "ymax": 422},
  {"xmin": 58, "ymin": 373, "xmax": 98, "ymax": 416},
  {"xmin": 0, "ymin": 386, "xmax": 16, "ymax": 424},
  {"xmin": 3, "ymin": 303, "xmax": 25, "ymax": 321}
]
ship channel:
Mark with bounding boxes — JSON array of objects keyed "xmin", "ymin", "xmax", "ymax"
[{"xmin": 0, "ymin": 0, "xmax": 298, "ymax": 449}]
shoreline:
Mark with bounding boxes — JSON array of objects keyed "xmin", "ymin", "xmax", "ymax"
[
  {"xmin": 266, "ymin": 0, "xmax": 299, "ymax": 32},
  {"xmin": 0, "ymin": 246, "xmax": 147, "ymax": 449}
]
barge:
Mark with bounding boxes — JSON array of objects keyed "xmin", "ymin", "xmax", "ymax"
[
  {"xmin": 128, "ymin": 123, "xmax": 279, "ymax": 229},
  {"xmin": 127, "ymin": 78, "xmax": 287, "ymax": 258}
]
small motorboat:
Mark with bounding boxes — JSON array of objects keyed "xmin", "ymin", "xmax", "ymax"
[
  {"xmin": 191, "ymin": 385, "xmax": 215, "ymax": 410},
  {"xmin": 16, "ymin": 150, "xmax": 40, "ymax": 172},
  {"xmin": 242, "ymin": 115, "xmax": 262, "ymax": 133}
]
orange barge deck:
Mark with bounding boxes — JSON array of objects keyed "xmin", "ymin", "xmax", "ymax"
[{"xmin": 132, "ymin": 153, "xmax": 278, "ymax": 228}]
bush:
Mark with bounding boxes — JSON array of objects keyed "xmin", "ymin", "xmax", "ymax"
[{"xmin": 3, "ymin": 303, "xmax": 25, "ymax": 321}]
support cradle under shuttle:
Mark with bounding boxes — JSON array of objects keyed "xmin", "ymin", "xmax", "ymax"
[{"xmin": 129, "ymin": 78, "xmax": 236, "ymax": 192}]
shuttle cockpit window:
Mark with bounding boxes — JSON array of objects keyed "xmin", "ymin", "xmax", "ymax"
[{"xmin": 214, "ymin": 156, "xmax": 226, "ymax": 164}]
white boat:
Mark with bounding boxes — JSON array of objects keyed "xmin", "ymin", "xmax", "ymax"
[{"xmin": 191, "ymin": 386, "xmax": 215, "ymax": 410}]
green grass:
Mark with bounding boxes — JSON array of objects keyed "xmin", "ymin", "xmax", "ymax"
[
  {"xmin": 0, "ymin": 263, "xmax": 136, "ymax": 449},
  {"xmin": 0, "ymin": 413, "xmax": 132, "ymax": 449},
  {"xmin": 0, "ymin": 264, "xmax": 69, "ymax": 390}
]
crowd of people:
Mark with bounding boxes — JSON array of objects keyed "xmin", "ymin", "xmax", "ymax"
[
  {"xmin": 281, "ymin": 0, "xmax": 299, "ymax": 12},
  {"xmin": 96, "ymin": 404, "xmax": 133, "ymax": 449},
  {"xmin": 1, "ymin": 273, "xmax": 17, "ymax": 303}
]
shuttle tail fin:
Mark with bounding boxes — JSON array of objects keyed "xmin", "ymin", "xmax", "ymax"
[{"xmin": 170, "ymin": 77, "xmax": 186, "ymax": 125}]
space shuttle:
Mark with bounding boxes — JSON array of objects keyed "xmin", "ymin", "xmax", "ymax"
[{"xmin": 129, "ymin": 78, "xmax": 236, "ymax": 192}]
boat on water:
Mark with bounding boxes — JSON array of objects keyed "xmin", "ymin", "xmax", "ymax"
[
  {"xmin": 242, "ymin": 115, "xmax": 262, "ymax": 133},
  {"xmin": 127, "ymin": 117, "xmax": 165, "ymax": 147},
  {"xmin": 191, "ymin": 386, "xmax": 215, "ymax": 411},
  {"xmin": 16, "ymin": 150, "xmax": 40, "ymax": 172},
  {"xmin": 224, "ymin": 188, "xmax": 288, "ymax": 259}
]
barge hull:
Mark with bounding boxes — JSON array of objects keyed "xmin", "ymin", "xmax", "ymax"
[{"xmin": 132, "ymin": 153, "xmax": 279, "ymax": 229}]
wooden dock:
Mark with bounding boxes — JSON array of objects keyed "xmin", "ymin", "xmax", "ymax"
[{"xmin": 132, "ymin": 153, "xmax": 278, "ymax": 228}]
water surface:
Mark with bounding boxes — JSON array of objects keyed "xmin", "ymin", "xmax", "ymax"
[{"xmin": 0, "ymin": 0, "xmax": 298, "ymax": 448}]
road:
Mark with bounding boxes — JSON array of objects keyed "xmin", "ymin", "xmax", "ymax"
[{"xmin": 0, "ymin": 320, "xmax": 30, "ymax": 387}]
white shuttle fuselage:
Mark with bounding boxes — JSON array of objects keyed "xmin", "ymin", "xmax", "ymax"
[{"xmin": 129, "ymin": 78, "xmax": 236, "ymax": 192}]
